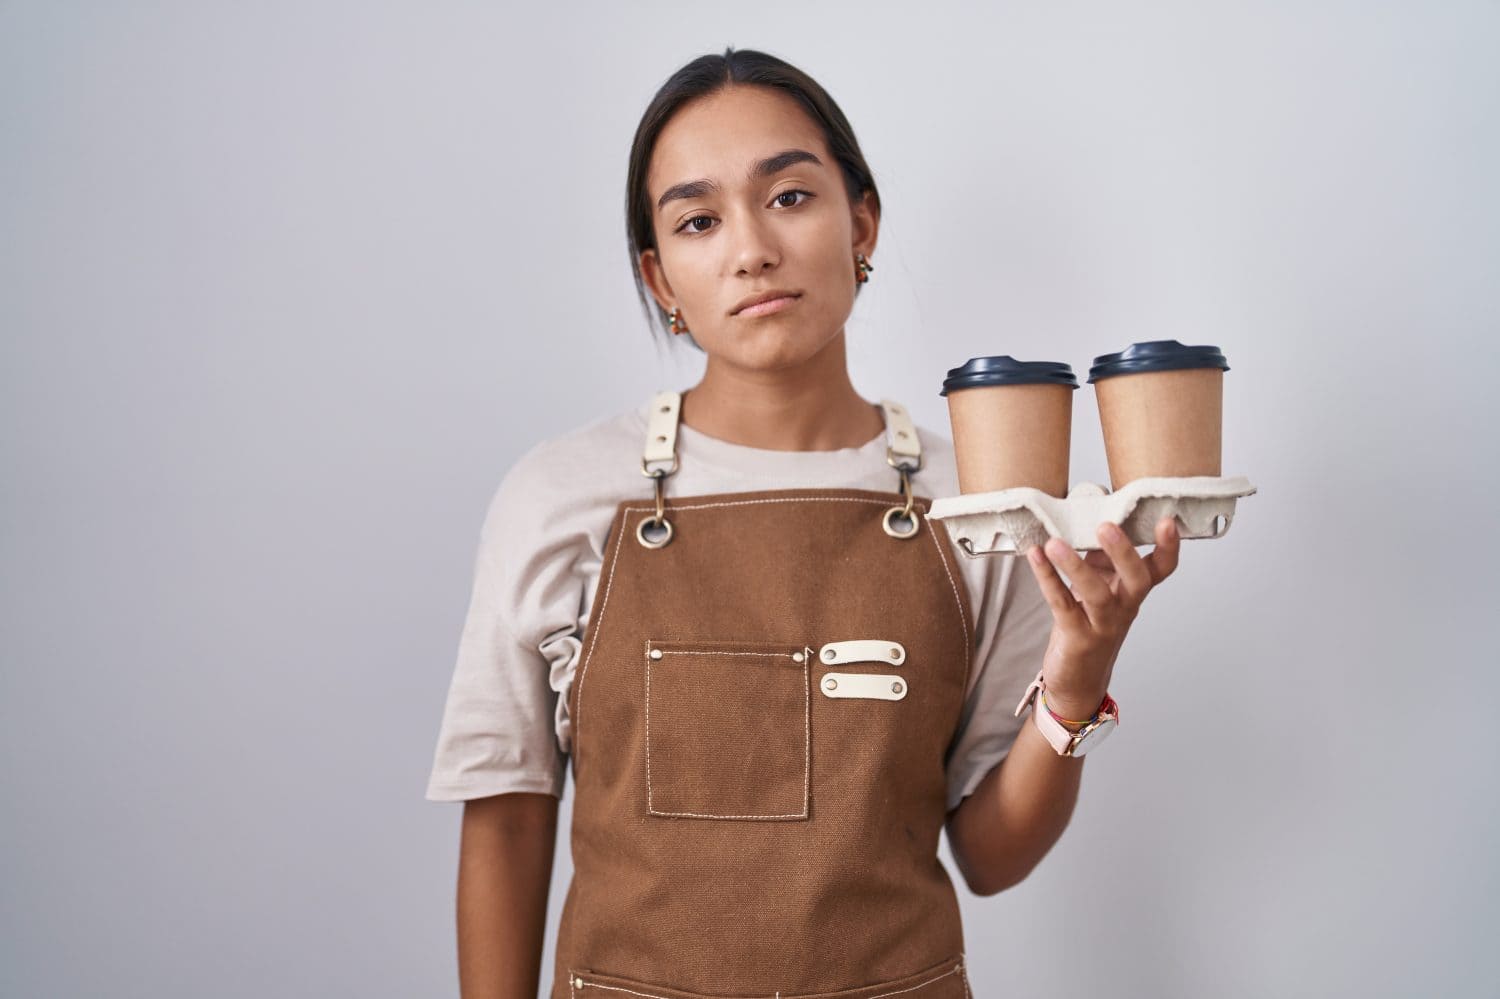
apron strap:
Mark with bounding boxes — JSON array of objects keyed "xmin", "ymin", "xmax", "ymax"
[
  {"xmin": 877, "ymin": 398, "xmax": 922, "ymax": 473},
  {"xmin": 642, "ymin": 390, "xmax": 682, "ymax": 477},
  {"xmin": 635, "ymin": 389, "xmax": 926, "ymax": 545},
  {"xmin": 641, "ymin": 391, "xmax": 921, "ymax": 474}
]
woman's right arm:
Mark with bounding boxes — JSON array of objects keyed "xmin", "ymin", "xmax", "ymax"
[{"xmin": 457, "ymin": 792, "xmax": 560, "ymax": 999}]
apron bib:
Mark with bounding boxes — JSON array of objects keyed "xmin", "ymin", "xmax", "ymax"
[{"xmin": 552, "ymin": 391, "xmax": 976, "ymax": 998}]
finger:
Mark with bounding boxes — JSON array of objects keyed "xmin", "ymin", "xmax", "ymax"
[
  {"xmin": 1042, "ymin": 536, "xmax": 1114, "ymax": 628},
  {"xmin": 1143, "ymin": 516, "xmax": 1181, "ymax": 585},
  {"xmin": 1025, "ymin": 543, "xmax": 1088, "ymax": 626},
  {"xmin": 1082, "ymin": 549, "xmax": 1115, "ymax": 576},
  {"xmin": 1096, "ymin": 521, "xmax": 1153, "ymax": 603}
]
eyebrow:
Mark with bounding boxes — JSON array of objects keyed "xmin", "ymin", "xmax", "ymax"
[{"xmin": 655, "ymin": 148, "xmax": 825, "ymax": 213}]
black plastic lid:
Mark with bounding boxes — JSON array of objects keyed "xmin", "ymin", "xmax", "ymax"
[
  {"xmin": 1087, "ymin": 339, "xmax": 1230, "ymax": 382},
  {"xmin": 939, "ymin": 356, "xmax": 1079, "ymax": 395}
]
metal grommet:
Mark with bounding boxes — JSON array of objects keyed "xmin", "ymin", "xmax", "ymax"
[
  {"xmin": 636, "ymin": 514, "xmax": 673, "ymax": 549},
  {"xmin": 824, "ymin": 677, "xmax": 838, "ymax": 690},
  {"xmin": 891, "ymin": 681, "xmax": 903, "ymax": 694},
  {"xmin": 882, "ymin": 505, "xmax": 920, "ymax": 539},
  {"xmin": 822, "ymin": 648, "xmax": 836, "ymax": 661},
  {"xmin": 889, "ymin": 647, "xmax": 901, "ymax": 660}
]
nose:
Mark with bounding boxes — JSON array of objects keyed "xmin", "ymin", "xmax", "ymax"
[{"xmin": 730, "ymin": 208, "xmax": 781, "ymax": 276}]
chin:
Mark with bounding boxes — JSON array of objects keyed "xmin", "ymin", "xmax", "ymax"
[{"xmin": 721, "ymin": 322, "xmax": 834, "ymax": 370}]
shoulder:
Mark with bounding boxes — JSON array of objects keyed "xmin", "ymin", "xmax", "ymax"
[
  {"xmin": 514, "ymin": 402, "xmax": 643, "ymax": 481},
  {"xmin": 477, "ymin": 402, "xmax": 649, "ymax": 552},
  {"xmin": 496, "ymin": 402, "xmax": 645, "ymax": 501}
]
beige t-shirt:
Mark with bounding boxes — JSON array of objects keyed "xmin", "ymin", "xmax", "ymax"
[{"xmin": 424, "ymin": 397, "xmax": 1053, "ymax": 812}]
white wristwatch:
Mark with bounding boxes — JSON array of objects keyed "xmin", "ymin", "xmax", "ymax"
[{"xmin": 1012, "ymin": 668, "xmax": 1120, "ymax": 757}]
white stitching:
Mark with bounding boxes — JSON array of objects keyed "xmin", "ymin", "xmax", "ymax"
[
  {"xmin": 865, "ymin": 961, "xmax": 964, "ymax": 999},
  {"xmin": 923, "ymin": 515, "xmax": 976, "ymax": 751},
  {"xmin": 657, "ymin": 650, "xmax": 797, "ymax": 658},
  {"xmin": 575, "ymin": 506, "xmax": 631, "ymax": 763},
  {"xmin": 621, "ymin": 495, "xmax": 903, "ymax": 515},
  {"xmin": 646, "ymin": 808, "xmax": 809, "ymax": 819},
  {"xmin": 644, "ymin": 638, "xmax": 654, "ymax": 813},
  {"xmin": 923, "ymin": 518, "xmax": 970, "ymax": 667},
  {"xmin": 645, "ymin": 643, "xmax": 810, "ymax": 820},
  {"xmin": 803, "ymin": 644, "xmax": 812, "ymax": 815},
  {"xmin": 570, "ymin": 982, "xmax": 669, "ymax": 999},
  {"xmin": 573, "ymin": 959, "xmax": 963, "ymax": 999}
]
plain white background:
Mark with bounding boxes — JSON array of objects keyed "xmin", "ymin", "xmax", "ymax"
[{"xmin": 2, "ymin": 2, "xmax": 1495, "ymax": 996}]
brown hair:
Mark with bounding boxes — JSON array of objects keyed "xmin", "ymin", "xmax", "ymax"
[{"xmin": 625, "ymin": 47, "xmax": 882, "ymax": 349}]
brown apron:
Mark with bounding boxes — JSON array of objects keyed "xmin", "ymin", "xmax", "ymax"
[{"xmin": 551, "ymin": 391, "xmax": 976, "ymax": 999}]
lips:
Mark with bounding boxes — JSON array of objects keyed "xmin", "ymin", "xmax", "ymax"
[{"xmin": 732, "ymin": 290, "xmax": 802, "ymax": 317}]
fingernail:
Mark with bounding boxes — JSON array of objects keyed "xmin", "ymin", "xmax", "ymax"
[
  {"xmin": 1101, "ymin": 522, "xmax": 1121, "ymax": 540},
  {"xmin": 1027, "ymin": 546, "xmax": 1043, "ymax": 565}
]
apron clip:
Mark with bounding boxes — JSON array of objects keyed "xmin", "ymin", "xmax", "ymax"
[
  {"xmin": 882, "ymin": 458, "xmax": 921, "ymax": 540},
  {"xmin": 637, "ymin": 458, "xmax": 675, "ymax": 549}
]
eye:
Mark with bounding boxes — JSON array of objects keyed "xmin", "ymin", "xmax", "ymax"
[
  {"xmin": 675, "ymin": 214, "xmax": 715, "ymax": 235},
  {"xmin": 773, "ymin": 188, "xmax": 814, "ymax": 208}
]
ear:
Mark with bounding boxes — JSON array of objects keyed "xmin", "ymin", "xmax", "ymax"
[
  {"xmin": 639, "ymin": 248, "xmax": 676, "ymax": 312},
  {"xmin": 850, "ymin": 188, "xmax": 879, "ymax": 259}
]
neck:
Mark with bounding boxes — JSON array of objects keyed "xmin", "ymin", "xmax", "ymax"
[{"xmin": 680, "ymin": 331, "xmax": 885, "ymax": 452}]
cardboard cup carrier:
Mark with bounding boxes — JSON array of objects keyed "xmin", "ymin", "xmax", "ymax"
[{"xmin": 939, "ymin": 356, "xmax": 1079, "ymax": 497}]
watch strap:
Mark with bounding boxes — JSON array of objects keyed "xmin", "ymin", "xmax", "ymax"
[{"xmin": 1012, "ymin": 668, "xmax": 1120, "ymax": 757}]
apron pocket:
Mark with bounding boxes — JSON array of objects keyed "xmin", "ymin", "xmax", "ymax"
[
  {"xmin": 644, "ymin": 638, "xmax": 811, "ymax": 821},
  {"xmin": 568, "ymin": 953, "xmax": 970, "ymax": 999}
]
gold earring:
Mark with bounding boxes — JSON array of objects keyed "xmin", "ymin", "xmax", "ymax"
[
  {"xmin": 668, "ymin": 307, "xmax": 689, "ymax": 335},
  {"xmin": 855, "ymin": 252, "xmax": 874, "ymax": 284}
]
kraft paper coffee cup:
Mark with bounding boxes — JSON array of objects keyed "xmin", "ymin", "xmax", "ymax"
[
  {"xmin": 940, "ymin": 356, "xmax": 1079, "ymax": 496},
  {"xmin": 1087, "ymin": 340, "xmax": 1230, "ymax": 490}
]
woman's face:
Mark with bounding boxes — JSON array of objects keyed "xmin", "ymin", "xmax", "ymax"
[{"xmin": 640, "ymin": 85, "xmax": 878, "ymax": 371}]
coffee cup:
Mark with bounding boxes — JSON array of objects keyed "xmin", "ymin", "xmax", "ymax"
[
  {"xmin": 940, "ymin": 356, "xmax": 1079, "ymax": 496},
  {"xmin": 1087, "ymin": 339, "xmax": 1230, "ymax": 490}
]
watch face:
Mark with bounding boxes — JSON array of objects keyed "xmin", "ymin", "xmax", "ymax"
[{"xmin": 1073, "ymin": 718, "xmax": 1118, "ymax": 757}]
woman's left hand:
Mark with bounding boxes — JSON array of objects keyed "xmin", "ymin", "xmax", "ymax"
[{"xmin": 1024, "ymin": 515, "xmax": 1181, "ymax": 721}]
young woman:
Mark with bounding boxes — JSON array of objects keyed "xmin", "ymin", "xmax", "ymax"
[{"xmin": 426, "ymin": 48, "xmax": 1180, "ymax": 999}]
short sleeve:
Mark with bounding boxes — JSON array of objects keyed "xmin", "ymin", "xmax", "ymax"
[
  {"xmin": 423, "ymin": 448, "xmax": 591, "ymax": 802},
  {"xmin": 942, "ymin": 554, "xmax": 1053, "ymax": 812}
]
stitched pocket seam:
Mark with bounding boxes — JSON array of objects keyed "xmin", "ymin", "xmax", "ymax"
[{"xmin": 644, "ymin": 640, "xmax": 810, "ymax": 820}]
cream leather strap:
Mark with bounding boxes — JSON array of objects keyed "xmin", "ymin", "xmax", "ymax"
[
  {"xmin": 820, "ymin": 672, "xmax": 908, "ymax": 700},
  {"xmin": 642, "ymin": 390, "xmax": 682, "ymax": 476},
  {"xmin": 878, "ymin": 398, "xmax": 921, "ymax": 471},
  {"xmin": 818, "ymin": 639, "xmax": 906, "ymax": 666}
]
